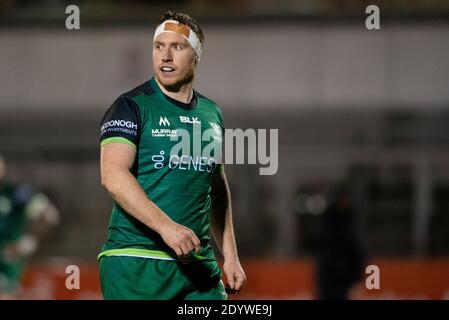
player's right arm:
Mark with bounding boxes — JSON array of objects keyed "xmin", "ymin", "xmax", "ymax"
[{"xmin": 100, "ymin": 97, "xmax": 200, "ymax": 257}]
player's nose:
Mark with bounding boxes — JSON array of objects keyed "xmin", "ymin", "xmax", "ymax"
[{"xmin": 162, "ymin": 48, "xmax": 173, "ymax": 62}]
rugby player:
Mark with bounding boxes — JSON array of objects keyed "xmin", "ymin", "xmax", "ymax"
[
  {"xmin": 0, "ymin": 155, "xmax": 59, "ymax": 299},
  {"xmin": 98, "ymin": 11, "xmax": 246, "ymax": 300}
]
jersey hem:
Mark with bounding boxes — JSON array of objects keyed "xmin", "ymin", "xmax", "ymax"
[{"xmin": 97, "ymin": 248, "xmax": 214, "ymax": 262}]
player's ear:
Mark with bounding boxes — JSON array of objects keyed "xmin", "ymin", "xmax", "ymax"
[{"xmin": 193, "ymin": 50, "xmax": 201, "ymax": 65}]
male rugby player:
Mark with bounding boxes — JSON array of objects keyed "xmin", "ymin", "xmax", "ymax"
[
  {"xmin": 98, "ymin": 11, "xmax": 246, "ymax": 299},
  {"xmin": 0, "ymin": 155, "xmax": 59, "ymax": 299}
]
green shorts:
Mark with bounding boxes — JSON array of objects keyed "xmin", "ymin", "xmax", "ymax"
[{"xmin": 99, "ymin": 255, "xmax": 227, "ymax": 300}]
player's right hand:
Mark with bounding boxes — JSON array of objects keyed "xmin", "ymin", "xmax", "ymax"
[{"xmin": 159, "ymin": 222, "xmax": 201, "ymax": 257}]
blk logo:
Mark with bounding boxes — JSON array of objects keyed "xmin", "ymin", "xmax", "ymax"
[{"xmin": 180, "ymin": 116, "xmax": 200, "ymax": 124}]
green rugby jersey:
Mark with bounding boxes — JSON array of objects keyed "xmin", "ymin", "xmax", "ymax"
[{"xmin": 99, "ymin": 77, "xmax": 224, "ymax": 261}]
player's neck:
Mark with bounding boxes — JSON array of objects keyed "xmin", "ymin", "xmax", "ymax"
[{"xmin": 155, "ymin": 78, "xmax": 194, "ymax": 104}]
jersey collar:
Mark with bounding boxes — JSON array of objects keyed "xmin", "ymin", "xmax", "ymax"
[{"xmin": 149, "ymin": 77, "xmax": 198, "ymax": 111}]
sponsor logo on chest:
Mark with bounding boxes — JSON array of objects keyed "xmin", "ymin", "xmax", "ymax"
[{"xmin": 152, "ymin": 116, "xmax": 177, "ymax": 137}]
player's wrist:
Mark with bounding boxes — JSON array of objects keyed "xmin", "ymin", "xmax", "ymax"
[
  {"xmin": 153, "ymin": 214, "xmax": 174, "ymax": 236},
  {"xmin": 223, "ymin": 251, "xmax": 240, "ymax": 263}
]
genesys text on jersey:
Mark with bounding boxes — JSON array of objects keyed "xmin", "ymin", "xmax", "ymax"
[{"xmin": 163, "ymin": 126, "xmax": 279, "ymax": 176}]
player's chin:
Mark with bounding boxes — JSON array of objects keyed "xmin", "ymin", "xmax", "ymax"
[{"xmin": 157, "ymin": 73, "xmax": 180, "ymax": 86}]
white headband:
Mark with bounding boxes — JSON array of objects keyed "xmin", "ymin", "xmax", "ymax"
[{"xmin": 153, "ymin": 20, "xmax": 202, "ymax": 62}]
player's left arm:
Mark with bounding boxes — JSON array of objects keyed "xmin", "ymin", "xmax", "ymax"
[{"xmin": 210, "ymin": 165, "xmax": 246, "ymax": 293}]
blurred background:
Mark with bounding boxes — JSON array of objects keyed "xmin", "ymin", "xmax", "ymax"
[{"xmin": 1, "ymin": 0, "xmax": 449, "ymax": 299}]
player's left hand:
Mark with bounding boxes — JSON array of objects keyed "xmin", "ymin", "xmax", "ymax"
[{"xmin": 223, "ymin": 258, "xmax": 246, "ymax": 293}]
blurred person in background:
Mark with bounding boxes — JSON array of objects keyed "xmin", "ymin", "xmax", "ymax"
[
  {"xmin": 316, "ymin": 182, "xmax": 366, "ymax": 300},
  {"xmin": 98, "ymin": 11, "xmax": 246, "ymax": 300},
  {"xmin": 0, "ymin": 155, "xmax": 59, "ymax": 299}
]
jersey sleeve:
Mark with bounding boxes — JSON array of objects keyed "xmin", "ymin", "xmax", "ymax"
[{"xmin": 100, "ymin": 96, "xmax": 141, "ymax": 147}]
